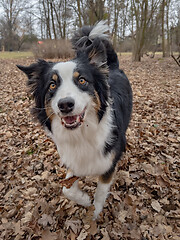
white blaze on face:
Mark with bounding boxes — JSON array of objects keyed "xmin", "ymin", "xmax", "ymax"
[{"xmin": 51, "ymin": 61, "xmax": 91, "ymax": 117}]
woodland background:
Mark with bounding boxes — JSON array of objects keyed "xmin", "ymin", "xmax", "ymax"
[
  {"xmin": 0, "ymin": 0, "xmax": 180, "ymax": 61},
  {"xmin": 0, "ymin": 0, "xmax": 180, "ymax": 239}
]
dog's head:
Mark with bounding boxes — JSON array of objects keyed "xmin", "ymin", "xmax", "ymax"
[{"xmin": 17, "ymin": 39, "xmax": 109, "ymax": 131}]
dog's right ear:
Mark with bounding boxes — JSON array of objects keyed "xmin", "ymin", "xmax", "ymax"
[
  {"xmin": 17, "ymin": 64, "xmax": 36, "ymax": 79},
  {"xmin": 17, "ymin": 59, "xmax": 48, "ymax": 79},
  {"xmin": 17, "ymin": 59, "xmax": 49, "ymax": 97}
]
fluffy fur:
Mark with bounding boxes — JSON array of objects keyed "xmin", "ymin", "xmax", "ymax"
[{"xmin": 17, "ymin": 21, "xmax": 132, "ymax": 218}]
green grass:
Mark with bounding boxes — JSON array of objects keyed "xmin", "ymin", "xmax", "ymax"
[
  {"xmin": 117, "ymin": 52, "xmax": 132, "ymax": 56},
  {"xmin": 0, "ymin": 51, "xmax": 33, "ymax": 59}
]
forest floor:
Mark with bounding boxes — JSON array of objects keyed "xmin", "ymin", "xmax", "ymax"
[{"xmin": 0, "ymin": 55, "xmax": 179, "ymax": 240}]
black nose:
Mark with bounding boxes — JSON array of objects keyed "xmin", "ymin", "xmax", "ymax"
[{"xmin": 58, "ymin": 97, "xmax": 75, "ymax": 114}]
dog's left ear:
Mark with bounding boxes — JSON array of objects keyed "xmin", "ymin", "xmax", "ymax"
[{"xmin": 86, "ymin": 38, "xmax": 107, "ymax": 69}]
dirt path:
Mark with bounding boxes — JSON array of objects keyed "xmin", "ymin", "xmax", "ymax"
[{"xmin": 0, "ymin": 55, "xmax": 179, "ymax": 239}]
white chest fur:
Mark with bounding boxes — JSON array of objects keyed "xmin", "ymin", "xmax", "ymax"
[{"xmin": 51, "ymin": 108, "xmax": 113, "ymax": 177}]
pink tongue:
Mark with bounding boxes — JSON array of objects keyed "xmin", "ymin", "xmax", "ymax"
[{"xmin": 64, "ymin": 116, "xmax": 77, "ymax": 124}]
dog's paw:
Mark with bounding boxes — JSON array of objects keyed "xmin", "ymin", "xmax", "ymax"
[
  {"xmin": 78, "ymin": 191, "xmax": 91, "ymax": 207},
  {"xmin": 93, "ymin": 202, "xmax": 103, "ymax": 220},
  {"xmin": 63, "ymin": 187, "xmax": 91, "ymax": 207}
]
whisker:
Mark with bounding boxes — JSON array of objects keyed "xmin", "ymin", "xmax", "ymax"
[
  {"xmin": 34, "ymin": 106, "xmax": 52, "ymax": 110},
  {"xmin": 42, "ymin": 112, "xmax": 55, "ymax": 125}
]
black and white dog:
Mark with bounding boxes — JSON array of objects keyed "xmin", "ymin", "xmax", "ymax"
[{"xmin": 17, "ymin": 21, "xmax": 132, "ymax": 218}]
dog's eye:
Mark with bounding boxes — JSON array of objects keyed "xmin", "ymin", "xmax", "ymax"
[
  {"xmin": 79, "ymin": 78, "xmax": 87, "ymax": 86},
  {"xmin": 49, "ymin": 82, "xmax": 57, "ymax": 90}
]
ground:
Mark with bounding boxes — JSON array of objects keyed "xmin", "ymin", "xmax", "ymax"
[{"xmin": 0, "ymin": 54, "xmax": 179, "ymax": 240}]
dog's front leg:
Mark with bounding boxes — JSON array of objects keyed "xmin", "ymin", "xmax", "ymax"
[
  {"xmin": 93, "ymin": 173, "xmax": 113, "ymax": 219},
  {"xmin": 62, "ymin": 169, "xmax": 91, "ymax": 207}
]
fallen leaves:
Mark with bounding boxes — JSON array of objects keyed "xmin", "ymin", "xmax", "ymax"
[
  {"xmin": 0, "ymin": 56, "xmax": 180, "ymax": 239},
  {"xmin": 60, "ymin": 176, "xmax": 80, "ymax": 189}
]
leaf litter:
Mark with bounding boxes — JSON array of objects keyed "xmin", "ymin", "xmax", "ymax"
[{"xmin": 0, "ymin": 56, "xmax": 179, "ymax": 239}]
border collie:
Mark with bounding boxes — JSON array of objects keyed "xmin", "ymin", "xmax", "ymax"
[{"xmin": 17, "ymin": 21, "xmax": 132, "ymax": 219}]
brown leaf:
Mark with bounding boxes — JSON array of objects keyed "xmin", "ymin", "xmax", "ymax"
[
  {"xmin": 151, "ymin": 200, "xmax": 162, "ymax": 212},
  {"xmin": 77, "ymin": 229, "xmax": 88, "ymax": 240},
  {"xmin": 101, "ymin": 228, "xmax": 110, "ymax": 240},
  {"xmin": 65, "ymin": 219, "xmax": 82, "ymax": 235},
  {"xmin": 141, "ymin": 163, "xmax": 155, "ymax": 175},
  {"xmin": 41, "ymin": 229, "xmax": 57, "ymax": 240},
  {"xmin": 38, "ymin": 214, "xmax": 53, "ymax": 227},
  {"xmin": 14, "ymin": 221, "xmax": 24, "ymax": 236},
  {"xmin": 88, "ymin": 220, "xmax": 97, "ymax": 235},
  {"xmin": 60, "ymin": 176, "xmax": 79, "ymax": 189}
]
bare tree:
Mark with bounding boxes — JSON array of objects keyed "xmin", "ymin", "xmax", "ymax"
[
  {"xmin": 37, "ymin": 0, "xmax": 72, "ymax": 39},
  {"xmin": 130, "ymin": 0, "xmax": 161, "ymax": 61},
  {"xmin": 109, "ymin": 0, "xmax": 130, "ymax": 49},
  {"xmin": 0, "ymin": 0, "xmax": 31, "ymax": 50}
]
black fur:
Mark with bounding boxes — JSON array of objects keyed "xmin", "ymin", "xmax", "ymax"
[{"xmin": 17, "ymin": 60, "xmax": 56, "ymax": 131}]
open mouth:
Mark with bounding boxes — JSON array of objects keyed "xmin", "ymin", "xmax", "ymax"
[{"xmin": 61, "ymin": 108, "xmax": 86, "ymax": 129}]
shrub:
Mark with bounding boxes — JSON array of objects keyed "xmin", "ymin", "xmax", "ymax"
[{"xmin": 32, "ymin": 39, "xmax": 75, "ymax": 59}]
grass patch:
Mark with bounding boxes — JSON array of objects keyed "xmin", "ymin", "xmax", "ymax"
[
  {"xmin": 0, "ymin": 51, "xmax": 33, "ymax": 59},
  {"xmin": 117, "ymin": 52, "xmax": 132, "ymax": 56}
]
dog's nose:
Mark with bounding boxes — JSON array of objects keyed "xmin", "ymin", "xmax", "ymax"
[{"xmin": 58, "ymin": 97, "xmax": 75, "ymax": 114}]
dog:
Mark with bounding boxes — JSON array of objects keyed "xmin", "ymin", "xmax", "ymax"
[{"xmin": 17, "ymin": 21, "xmax": 132, "ymax": 219}]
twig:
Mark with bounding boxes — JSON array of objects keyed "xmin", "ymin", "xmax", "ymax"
[{"xmin": 171, "ymin": 54, "xmax": 180, "ymax": 67}]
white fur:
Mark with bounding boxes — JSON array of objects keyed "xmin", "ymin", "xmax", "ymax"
[
  {"xmin": 51, "ymin": 106, "xmax": 113, "ymax": 176},
  {"xmin": 48, "ymin": 60, "xmax": 114, "ymax": 217},
  {"xmin": 89, "ymin": 21, "xmax": 109, "ymax": 40},
  {"xmin": 93, "ymin": 180, "xmax": 112, "ymax": 219}
]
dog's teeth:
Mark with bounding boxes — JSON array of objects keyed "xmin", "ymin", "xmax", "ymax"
[{"xmin": 60, "ymin": 107, "xmax": 86, "ymax": 129}]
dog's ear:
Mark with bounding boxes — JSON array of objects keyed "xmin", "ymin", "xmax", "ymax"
[
  {"xmin": 17, "ymin": 59, "xmax": 50, "ymax": 95},
  {"xmin": 17, "ymin": 59, "xmax": 48, "ymax": 79},
  {"xmin": 86, "ymin": 38, "xmax": 107, "ymax": 70},
  {"xmin": 17, "ymin": 60, "xmax": 52, "ymax": 130}
]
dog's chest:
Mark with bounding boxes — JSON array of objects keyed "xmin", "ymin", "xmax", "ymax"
[{"xmin": 51, "ymin": 116, "xmax": 112, "ymax": 176}]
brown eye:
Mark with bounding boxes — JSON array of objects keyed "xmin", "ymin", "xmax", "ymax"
[
  {"xmin": 49, "ymin": 82, "xmax": 57, "ymax": 90},
  {"xmin": 79, "ymin": 78, "xmax": 87, "ymax": 85}
]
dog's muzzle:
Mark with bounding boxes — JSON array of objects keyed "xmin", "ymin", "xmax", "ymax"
[
  {"xmin": 60, "ymin": 107, "xmax": 86, "ymax": 129},
  {"xmin": 58, "ymin": 97, "xmax": 86, "ymax": 130}
]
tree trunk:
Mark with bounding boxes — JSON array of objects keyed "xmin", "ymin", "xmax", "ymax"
[
  {"xmin": 166, "ymin": 0, "xmax": 170, "ymax": 57},
  {"xmin": 50, "ymin": 0, "xmax": 57, "ymax": 39},
  {"xmin": 76, "ymin": 0, "xmax": 82, "ymax": 27},
  {"xmin": 132, "ymin": 0, "xmax": 148, "ymax": 61},
  {"xmin": 53, "ymin": 4, "xmax": 63, "ymax": 38},
  {"xmin": 112, "ymin": 0, "xmax": 118, "ymax": 49},
  {"xmin": 161, "ymin": 0, "xmax": 165, "ymax": 57},
  {"xmin": 42, "ymin": 0, "xmax": 52, "ymax": 39},
  {"xmin": 62, "ymin": 0, "xmax": 67, "ymax": 38}
]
